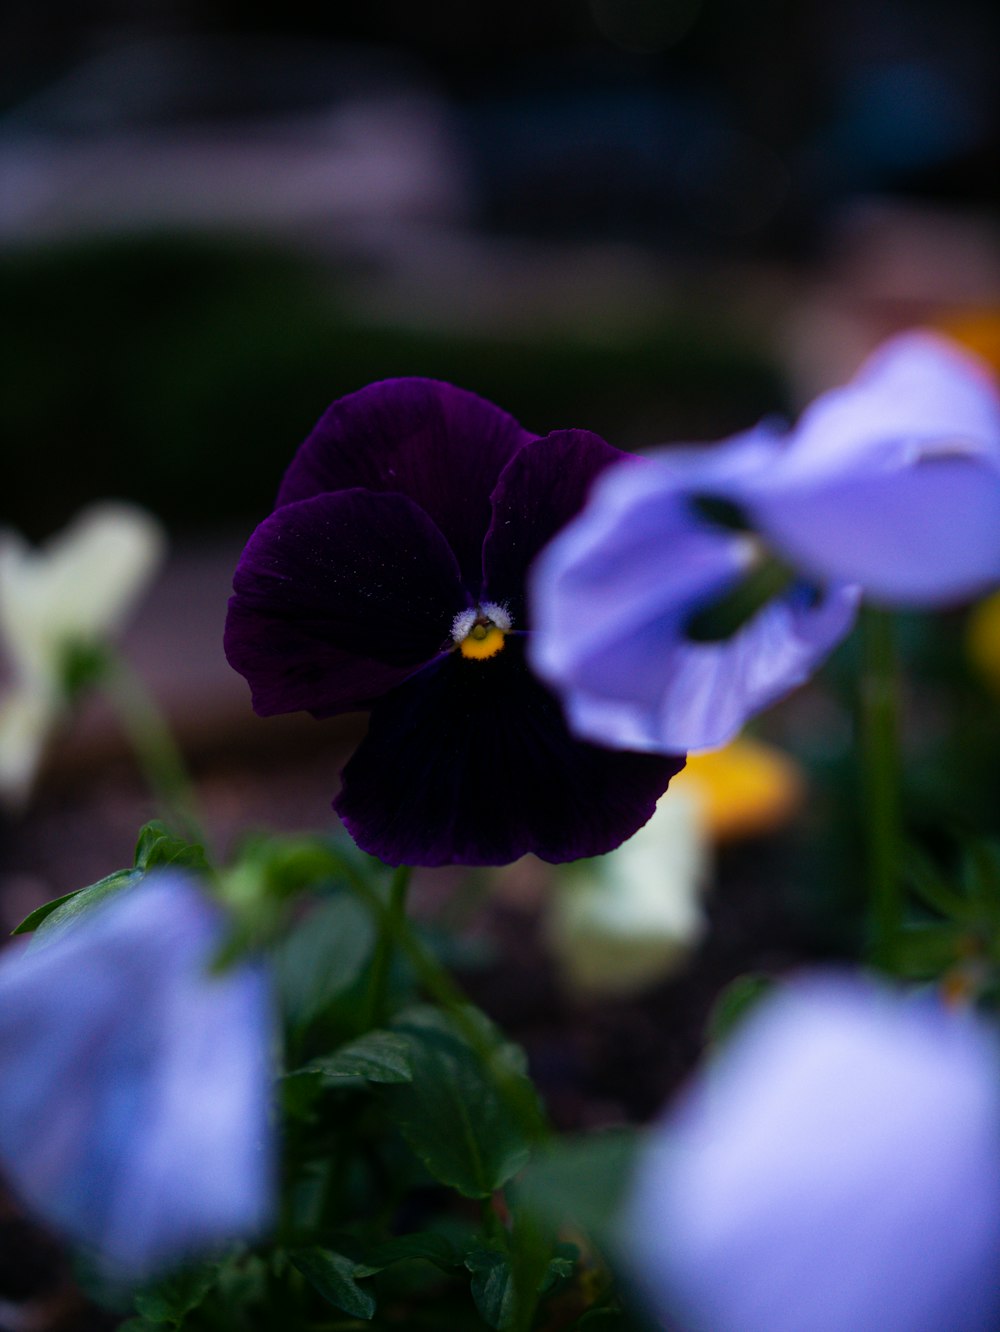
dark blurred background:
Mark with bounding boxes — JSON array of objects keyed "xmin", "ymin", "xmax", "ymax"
[
  {"xmin": 2, "ymin": 0, "xmax": 998, "ymax": 535},
  {"xmin": 2, "ymin": 0, "xmax": 1000, "ymax": 901},
  {"xmin": 2, "ymin": 14, "xmax": 1000, "ymax": 1323}
]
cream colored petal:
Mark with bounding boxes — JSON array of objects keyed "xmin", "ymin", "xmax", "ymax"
[
  {"xmin": 547, "ymin": 787, "xmax": 709, "ymax": 997},
  {"xmin": 0, "ymin": 504, "xmax": 166, "ymax": 687},
  {"xmin": 0, "ymin": 687, "xmax": 59, "ymax": 809}
]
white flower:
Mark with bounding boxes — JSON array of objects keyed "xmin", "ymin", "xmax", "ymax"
[
  {"xmin": 546, "ymin": 786, "xmax": 708, "ymax": 996},
  {"xmin": 0, "ymin": 503, "xmax": 165, "ymax": 805}
]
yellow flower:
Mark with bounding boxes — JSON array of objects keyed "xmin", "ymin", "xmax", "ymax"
[
  {"xmin": 937, "ymin": 312, "xmax": 1000, "ymax": 373},
  {"xmin": 968, "ymin": 591, "xmax": 1000, "ymax": 695},
  {"xmin": 674, "ymin": 736, "xmax": 804, "ymax": 842}
]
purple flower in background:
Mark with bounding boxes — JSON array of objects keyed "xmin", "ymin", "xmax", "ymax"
[
  {"xmin": 531, "ymin": 331, "xmax": 1000, "ymax": 752},
  {"xmin": 225, "ymin": 378, "xmax": 680, "ymax": 866},
  {"xmin": 747, "ymin": 331, "xmax": 1000, "ymax": 605},
  {"xmin": 623, "ymin": 975, "xmax": 1000, "ymax": 1332},
  {"xmin": 531, "ymin": 433, "xmax": 859, "ymax": 752},
  {"xmin": 0, "ymin": 876, "xmax": 274, "ymax": 1280}
]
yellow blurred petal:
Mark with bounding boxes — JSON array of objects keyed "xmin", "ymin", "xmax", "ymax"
[
  {"xmin": 937, "ymin": 312, "xmax": 1000, "ymax": 374},
  {"xmin": 967, "ymin": 591, "xmax": 1000, "ymax": 695},
  {"xmin": 674, "ymin": 736, "xmax": 804, "ymax": 841}
]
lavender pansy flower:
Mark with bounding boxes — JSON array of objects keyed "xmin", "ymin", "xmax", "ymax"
[
  {"xmin": 225, "ymin": 378, "xmax": 681, "ymax": 866},
  {"xmin": 747, "ymin": 331, "xmax": 1000, "ymax": 605},
  {"xmin": 531, "ymin": 331, "xmax": 1000, "ymax": 752},
  {"xmin": 530, "ymin": 429, "xmax": 859, "ymax": 751},
  {"xmin": 623, "ymin": 975, "xmax": 1000, "ymax": 1332},
  {"xmin": 0, "ymin": 875, "xmax": 274, "ymax": 1279}
]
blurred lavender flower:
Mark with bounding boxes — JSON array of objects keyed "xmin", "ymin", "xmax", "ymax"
[
  {"xmin": 748, "ymin": 331, "xmax": 1000, "ymax": 605},
  {"xmin": 623, "ymin": 975, "xmax": 1000, "ymax": 1332},
  {"xmin": 0, "ymin": 875, "xmax": 274, "ymax": 1280},
  {"xmin": 531, "ymin": 331, "xmax": 1000, "ymax": 751},
  {"xmin": 529, "ymin": 429, "xmax": 859, "ymax": 751},
  {"xmin": 0, "ymin": 503, "xmax": 165, "ymax": 806}
]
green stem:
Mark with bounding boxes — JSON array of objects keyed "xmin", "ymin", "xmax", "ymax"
[
  {"xmin": 331, "ymin": 849, "xmax": 553, "ymax": 1331},
  {"xmin": 365, "ymin": 865, "xmax": 411, "ymax": 1029},
  {"xmin": 102, "ymin": 651, "xmax": 205, "ymax": 846},
  {"xmin": 339, "ymin": 856, "xmax": 548, "ymax": 1143},
  {"xmin": 686, "ymin": 553, "xmax": 797, "ymax": 643},
  {"xmin": 859, "ymin": 607, "xmax": 902, "ymax": 970}
]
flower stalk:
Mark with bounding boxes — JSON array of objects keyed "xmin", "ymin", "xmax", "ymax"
[
  {"xmin": 102, "ymin": 649, "xmax": 205, "ymax": 847},
  {"xmin": 365, "ymin": 864, "xmax": 411, "ymax": 1029},
  {"xmin": 859, "ymin": 606, "xmax": 903, "ymax": 971}
]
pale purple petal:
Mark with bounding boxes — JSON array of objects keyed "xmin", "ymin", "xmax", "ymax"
[
  {"xmin": 557, "ymin": 582, "xmax": 858, "ymax": 752},
  {"xmin": 530, "ymin": 454, "xmax": 858, "ymax": 752},
  {"xmin": 772, "ymin": 331, "xmax": 1000, "ymax": 478},
  {"xmin": 624, "ymin": 975, "xmax": 1000, "ymax": 1332},
  {"xmin": 748, "ymin": 332, "xmax": 1000, "ymax": 604},
  {"xmin": 0, "ymin": 876, "xmax": 274, "ymax": 1279}
]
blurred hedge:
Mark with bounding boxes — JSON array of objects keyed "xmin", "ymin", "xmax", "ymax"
[{"xmin": 1, "ymin": 233, "xmax": 784, "ymax": 535}]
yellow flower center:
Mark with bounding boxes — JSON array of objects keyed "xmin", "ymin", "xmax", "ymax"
[{"xmin": 451, "ymin": 602, "xmax": 512, "ymax": 662}]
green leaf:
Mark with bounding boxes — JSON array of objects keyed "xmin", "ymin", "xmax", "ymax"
[
  {"xmin": 354, "ymin": 1230, "xmax": 464, "ymax": 1277},
  {"xmin": 465, "ymin": 1247, "xmax": 515, "ymax": 1330},
  {"xmin": 516, "ymin": 1132, "xmax": 637, "ymax": 1244},
  {"xmin": 296, "ymin": 1030, "xmax": 413, "ymax": 1086},
  {"xmin": 706, "ymin": 973, "xmax": 775, "ymax": 1045},
  {"xmin": 541, "ymin": 1242, "xmax": 578, "ymax": 1293},
  {"xmin": 896, "ymin": 922, "xmax": 968, "ymax": 979},
  {"xmin": 134, "ymin": 820, "xmax": 210, "ymax": 874},
  {"xmin": 133, "ymin": 1263, "xmax": 217, "ymax": 1325},
  {"xmin": 12, "ymin": 888, "xmax": 88, "ymax": 935},
  {"xmin": 379, "ymin": 1006, "xmax": 537, "ymax": 1199},
  {"xmin": 27, "ymin": 868, "xmax": 139, "ymax": 946},
  {"xmin": 962, "ymin": 839, "xmax": 1000, "ymax": 910},
  {"xmin": 60, "ymin": 638, "xmax": 112, "ymax": 696},
  {"xmin": 575, "ymin": 1309, "xmax": 634, "ymax": 1330},
  {"xmin": 289, "ymin": 1247, "xmax": 375, "ymax": 1320},
  {"xmin": 12, "ymin": 821, "xmax": 208, "ymax": 941},
  {"xmin": 280, "ymin": 1070, "xmax": 325, "ymax": 1122},
  {"xmin": 464, "ymin": 1243, "xmax": 579, "ymax": 1330},
  {"xmin": 273, "ymin": 894, "xmax": 376, "ymax": 1027}
]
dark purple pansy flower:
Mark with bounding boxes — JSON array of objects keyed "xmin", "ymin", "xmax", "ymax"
[{"xmin": 225, "ymin": 379, "xmax": 681, "ymax": 867}]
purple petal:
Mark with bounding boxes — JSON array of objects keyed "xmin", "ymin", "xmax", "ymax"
[
  {"xmin": 334, "ymin": 639, "xmax": 681, "ymax": 867},
  {"xmin": 751, "ymin": 454, "xmax": 1000, "ymax": 606},
  {"xmin": 225, "ymin": 489, "xmax": 468, "ymax": 718},
  {"xmin": 276, "ymin": 379, "xmax": 536, "ymax": 593},
  {"xmin": 530, "ymin": 455, "xmax": 858, "ymax": 752},
  {"xmin": 624, "ymin": 975, "xmax": 1000, "ymax": 1332},
  {"xmin": 482, "ymin": 429, "xmax": 626, "ymax": 618},
  {"xmin": 748, "ymin": 332, "xmax": 1000, "ymax": 604},
  {"xmin": 775, "ymin": 331, "xmax": 1000, "ymax": 477},
  {"xmin": 0, "ymin": 876, "xmax": 274, "ymax": 1279}
]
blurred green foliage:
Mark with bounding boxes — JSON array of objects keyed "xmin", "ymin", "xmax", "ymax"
[{"xmin": 1, "ymin": 232, "xmax": 784, "ymax": 536}]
